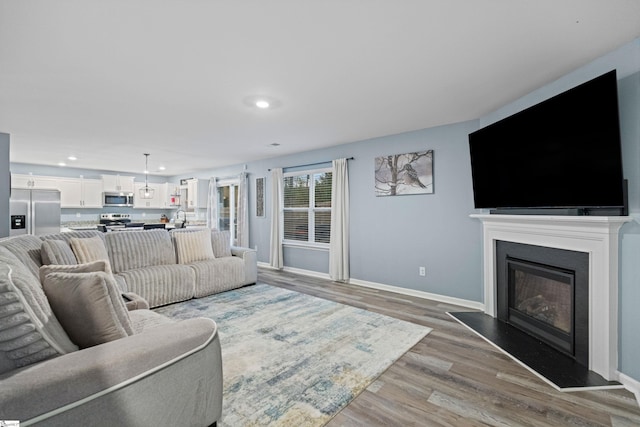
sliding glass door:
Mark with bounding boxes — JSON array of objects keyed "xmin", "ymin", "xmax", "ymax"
[{"xmin": 217, "ymin": 182, "xmax": 239, "ymax": 245}]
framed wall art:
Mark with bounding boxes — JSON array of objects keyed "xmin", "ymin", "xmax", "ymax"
[
  {"xmin": 255, "ymin": 177, "xmax": 266, "ymax": 217},
  {"xmin": 374, "ymin": 150, "xmax": 433, "ymax": 196}
]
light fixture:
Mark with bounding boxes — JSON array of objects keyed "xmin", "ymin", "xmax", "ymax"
[
  {"xmin": 139, "ymin": 153, "xmax": 155, "ymax": 199},
  {"xmin": 67, "ymin": 155, "xmax": 77, "ymax": 161},
  {"xmin": 255, "ymin": 100, "xmax": 270, "ymax": 109}
]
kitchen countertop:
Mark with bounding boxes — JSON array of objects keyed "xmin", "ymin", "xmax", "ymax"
[{"xmin": 61, "ymin": 220, "xmax": 208, "ymax": 232}]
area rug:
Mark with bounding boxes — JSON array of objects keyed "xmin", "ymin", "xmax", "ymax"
[{"xmin": 155, "ymin": 283, "xmax": 431, "ymax": 426}]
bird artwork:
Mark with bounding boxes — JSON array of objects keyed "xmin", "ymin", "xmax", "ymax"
[
  {"xmin": 374, "ymin": 149, "xmax": 433, "ymax": 196},
  {"xmin": 402, "ymin": 163, "xmax": 427, "ymax": 188}
]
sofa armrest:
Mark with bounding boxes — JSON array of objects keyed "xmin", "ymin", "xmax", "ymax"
[
  {"xmin": 122, "ymin": 291, "xmax": 150, "ymax": 311},
  {"xmin": 231, "ymin": 246, "xmax": 257, "ymax": 284},
  {"xmin": 0, "ymin": 318, "xmax": 222, "ymax": 425}
]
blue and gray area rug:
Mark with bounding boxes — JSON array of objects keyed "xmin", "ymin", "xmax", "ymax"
[{"xmin": 155, "ymin": 283, "xmax": 431, "ymax": 426}]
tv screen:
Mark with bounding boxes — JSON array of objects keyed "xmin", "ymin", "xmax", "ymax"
[{"xmin": 469, "ymin": 70, "xmax": 624, "ymax": 212}]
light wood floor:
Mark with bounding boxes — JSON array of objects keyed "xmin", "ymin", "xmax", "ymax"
[{"xmin": 258, "ymin": 267, "xmax": 640, "ymax": 427}]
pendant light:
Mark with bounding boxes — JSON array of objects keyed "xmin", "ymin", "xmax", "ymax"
[{"xmin": 139, "ymin": 153, "xmax": 155, "ymax": 199}]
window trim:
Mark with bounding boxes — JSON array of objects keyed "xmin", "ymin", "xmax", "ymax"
[{"xmin": 282, "ymin": 167, "xmax": 332, "ymax": 248}]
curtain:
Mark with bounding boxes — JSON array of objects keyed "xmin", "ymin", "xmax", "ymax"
[
  {"xmin": 237, "ymin": 172, "xmax": 249, "ymax": 247},
  {"xmin": 329, "ymin": 158, "xmax": 349, "ymax": 281},
  {"xmin": 206, "ymin": 177, "xmax": 217, "ymax": 229},
  {"xmin": 269, "ymin": 168, "xmax": 284, "ymax": 269}
]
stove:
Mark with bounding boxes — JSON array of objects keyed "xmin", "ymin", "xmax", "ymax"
[{"xmin": 100, "ymin": 213, "xmax": 132, "ymax": 226}]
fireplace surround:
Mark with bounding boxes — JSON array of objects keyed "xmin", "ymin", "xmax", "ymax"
[{"xmin": 471, "ymin": 214, "xmax": 630, "ymax": 381}]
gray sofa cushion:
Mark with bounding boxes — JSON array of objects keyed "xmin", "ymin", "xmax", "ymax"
[
  {"xmin": 189, "ymin": 257, "xmax": 247, "ymax": 297},
  {"xmin": 41, "ymin": 239, "xmax": 78, "ymax": 266},
  {"xmin": 0, "ymin": 248, "xmax": 78, "ymax": 374},
  {"xmin": 0, "ymin": 235, "xmax": 44, "ymax": 279},
  {"xmin": 106, "ymin": 230, "xmax": 176, "ymax": 273},
  {"xmin": 116, "ymin": 265, "xmax": 195, "ymax": 308},
  {"xmin": 128, "ymin": 309, "xmax": 175, "ymax": 334},
  {"xmin": 211, "ymin": 230, "xmax": 232, "ymax": 258}
]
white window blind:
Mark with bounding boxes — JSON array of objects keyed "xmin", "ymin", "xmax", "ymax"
[{"xmin": 283, "ymin": 169, "xmax": 332, "ymax": 245}]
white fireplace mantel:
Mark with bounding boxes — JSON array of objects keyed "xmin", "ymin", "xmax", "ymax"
[{"xmin": 471, "ymin": 214, "xmax": 631, "ymax": 380}]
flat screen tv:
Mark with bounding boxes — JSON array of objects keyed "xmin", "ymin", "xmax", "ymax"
[{"xmin": 468, "ymin": 70, "xmax": 625, "ymax": 215}]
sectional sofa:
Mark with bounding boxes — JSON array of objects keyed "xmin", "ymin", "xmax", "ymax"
[{"xmin": 0, "ymin": 228, "xmax": 258, "ymax": 426}]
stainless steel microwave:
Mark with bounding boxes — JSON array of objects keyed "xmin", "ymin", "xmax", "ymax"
[{"xmin": 103, "ymin": 192, "xmax": 134, "ymax": 207}]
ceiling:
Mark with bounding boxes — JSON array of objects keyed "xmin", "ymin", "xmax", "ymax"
[{"xmin": 1, "ymin": 1, "xmax": 639, "ymax": 176}]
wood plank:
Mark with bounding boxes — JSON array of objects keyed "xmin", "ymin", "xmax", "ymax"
[{"xmin": 258, "ymin": 268, "xmax": 640, "ymax": 427}]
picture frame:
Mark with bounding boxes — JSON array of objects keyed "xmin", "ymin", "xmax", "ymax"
[
  {"xmin": 374, "ymin": 150, "xmax": 433, "ymax": 196},
  {"xmin": 255, "ymin": 177, "xmax": 266, "ymax": 217}
]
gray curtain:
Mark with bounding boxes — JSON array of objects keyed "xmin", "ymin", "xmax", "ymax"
[
  {"xmin": 237, "ymin": 172, "xmax": 249, "ymax": 247},
  {"xmin": 206, "ymin": 177, "xmax": 217, "ymax": 229},
  {"xmin": 329, "ymin": 158, "xmax": 349, "ymax": 281},
  {"xmin": 269, "ymin": 168, "xmax": 283, "ymax": 269}
]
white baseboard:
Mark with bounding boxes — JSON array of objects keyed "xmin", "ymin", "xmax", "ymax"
[
  {"xmin": 258, "ymin": 262, "xmax": 483, "ymax": 311},
  {"xmin": 349, "ymin": 278, "xmax": 484, "ymax": 311},
  {"xmin": 618, "ymin": 372, "xmax": 640, "ymax": 405}
]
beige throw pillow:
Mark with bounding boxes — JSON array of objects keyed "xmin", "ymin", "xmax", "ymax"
[
  {"xmin": 174, "ymin": 229, "xmax": 215, "ymax": 264},
  {"xmin": 39, "ymin": 260, "xmax": 108, "ymax": 285},
  {"xmin": 43, "ymin": 271, "xmax": 134, "ymax": 349},
  {"xmin": 70, "ymin": 236, "xmax": 112, "ymax": 274}
]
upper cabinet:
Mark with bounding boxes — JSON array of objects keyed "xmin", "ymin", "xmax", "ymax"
[
  {"xmin": 101, "ymin": 174, "xmax": 135, "ymax": 194},
  {"xmin": 11, "ymin": 174, "xmax": 59, "ymax": 190},
  {"xmin": 133, "ymin": 182, "xmax": 169, "ymax": 209},
  {"xmin": 185, "ymin": 178, "xmax": 208, "ymax": 211},
  {"xmin": 57, "ymin": 178, "xmax": 103, "ymax": 208}
]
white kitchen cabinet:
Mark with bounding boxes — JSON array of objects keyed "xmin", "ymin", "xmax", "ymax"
[
  {"xmin": 101, "ymin": 174, "xmax": 135, "ymax": 193},
  {"xmin": 11, "ymin": 174, "xmax": 59, "ymax": 190},
  {"xmin": 185, "ymin": 179, "xmax": 208, "ymax": 211},
  {"xmin": 134, "ymin": 182, "xmax": 168, "ymax": 209},
  {"xmin": 58, "ymin": 178, "xmax": 103, "ymax": 208}
]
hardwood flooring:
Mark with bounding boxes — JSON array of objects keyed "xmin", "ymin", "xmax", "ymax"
[{"xmin": 258, "ymin": 267, "xmax": 640, "ymax": 427}]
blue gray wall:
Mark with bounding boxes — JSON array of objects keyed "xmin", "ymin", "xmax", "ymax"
[
  {"xmin": 178, "ymin": 119, "xmax": 484, "ymax": 303},
  {"xmin": 0, "ymin": 133, "xmax": 9, "ymax": 237},
  {"xmin": 480, "ymin": 39, "xmax": 640, "ymax": 381}
]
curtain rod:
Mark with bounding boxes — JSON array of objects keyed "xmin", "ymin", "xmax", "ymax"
[{"xmin": 268, "ymin": 157, "xmax": 354, "ymax": 172}]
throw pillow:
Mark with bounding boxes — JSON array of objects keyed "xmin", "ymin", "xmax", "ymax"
[
  {"xmin": 70, "ymin": 236, "xmax": 112, "ymax": 274},
  {"xmin": 43, "ymin": 271, "xmax": 134, "ymax": 349},
  {"xmin": 38, "ymin": 260, "xmax": 109, "ymax": 288},
  {"xmin": 173, "ymin": 229, "xmax": 215, "ymax": 264},
  {"xmin": 0, "ymin": 248, "xmax": 78, "ymax": 375},
  {"xmin": 40, "ymin": 239, "xmax": 78, "ymax": 266},
  {"xmin": 211, "ymin": 230, "xmax": 232, "ymax": 258}
]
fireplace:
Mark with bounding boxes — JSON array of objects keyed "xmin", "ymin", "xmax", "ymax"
[
  {"xmin": 496, "ymin": 241, "xmax": 589, "ymax": 367},
  {"xmin": 471, "ymin": 214, "xmax": 630, "ymax": 381}
]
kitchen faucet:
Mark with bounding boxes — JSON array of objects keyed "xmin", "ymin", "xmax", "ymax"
[{"xmin": 173, "ymin": 209, "xmax": 187, "ymax": 225}]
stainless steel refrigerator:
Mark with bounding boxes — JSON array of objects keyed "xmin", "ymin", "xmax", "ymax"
[{"xmin": 10, "ymin": 188, "xmax": 61, "ymax": 236}]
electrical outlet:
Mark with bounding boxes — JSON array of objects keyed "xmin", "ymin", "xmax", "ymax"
[{"xmin": 419, "ymin": 266, "xmax": 426, "ymax": 276}]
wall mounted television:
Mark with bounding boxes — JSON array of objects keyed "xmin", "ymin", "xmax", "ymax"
[{"xmin": 468, "ymin": 70, "xmax": 626, "ymax": 216}]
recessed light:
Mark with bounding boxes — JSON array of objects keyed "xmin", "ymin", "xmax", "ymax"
[
  {"xmin": 243, "ymin": 95, "xmax": 282, "ymax": 110},
  {"xmin": 58, "ymin": 162, "xmax": 66, "ymax": 167},
  {"xmin": 158, "ymin": 166, "xmax": 166, "ymax": 171},
  {"xmin": 67, "ymin": 155, "xmax": 77, "ymax": 161}
]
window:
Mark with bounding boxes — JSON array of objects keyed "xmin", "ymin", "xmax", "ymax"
[{"xmin": 283, "ymin": 169, "xmax": 332, "ymax": 245}]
